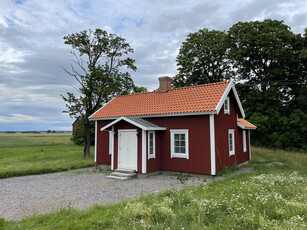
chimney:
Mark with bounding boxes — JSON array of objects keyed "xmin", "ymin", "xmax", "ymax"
[{"xmin": 157, "ymin": 76, "xmax": 173, "ymax": 93}]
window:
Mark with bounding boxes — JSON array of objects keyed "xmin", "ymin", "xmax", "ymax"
[
  {"xmin": 243, "ymin": 130, "xmax": 246, "ymax": 152},
  {"xmin": 148, "ymin": 131, "xmax": 155, "ymax": 159},
  {"xmin": 229, "ymin": 130, "xmax": 235, "ymax": 156},
  {"xmin": 170, "ymin": 130, "xmax": 189, "ymax": 159},
  {"xmin": 224, "ymin": 97, "xmax": 230, "ymax": 114}
]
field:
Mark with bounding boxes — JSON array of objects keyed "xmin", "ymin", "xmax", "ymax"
[
  {"xmin": 0, "ymin": 133, "xmax": 94, "ymax": 179},
  {"xmin": 1, "ymin": 146, "xmax": 306, "ymax": 229}
]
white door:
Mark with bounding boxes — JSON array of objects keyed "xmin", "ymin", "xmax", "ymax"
[{"xmin": 118, "ymin": 130, "xmax": 137, "ymax": 170}]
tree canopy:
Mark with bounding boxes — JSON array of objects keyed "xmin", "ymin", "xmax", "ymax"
[
  {"xmin": 173, "ymin": 29, "xmax": 232, "ymax": 87},
  {"xmin": 174, "ymin": 20, "xmax": 307, "ymax": 150},
  {"xmin": 62, "ymin": 29, "xmax": 137, "ymax": 156}
]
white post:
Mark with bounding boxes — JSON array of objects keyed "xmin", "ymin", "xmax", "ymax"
[
  {"xmin": 111, "ymin": 126, "xmax": 114, "ymax": 170},
  {"xmin": 209, "ymin": 114, "xmax": 216, "ymax": 175},
  {"xmin": 94, "ymin": 121, "xmax": 97, "ymax": 164},
  {"xmin": 142, "ymin": 129, "xmax": 147, "ymax": 173},
  {"xmin": 248, "ymin": 130, "xmax": 251, "ymax": 161}
]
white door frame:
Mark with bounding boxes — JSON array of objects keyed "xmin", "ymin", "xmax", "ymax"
[{"xmin": 118, "ymin": 129, "xmax": 138, "ymax": 170}]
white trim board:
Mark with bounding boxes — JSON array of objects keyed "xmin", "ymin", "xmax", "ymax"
[
  {"xmin": 90, "ymin": 111, "xmax": 216, "ymax": 121},
  {"xmin": 142, "ymin": 130, "xmax": 147, "ymax": 173},
  {"xmin": 89, "ymin": 97, "xmax": 116, "ymax": 119},
  {"xmin": 94, "ymin": 121, "xmax": 97, "ymax": 163},
  {"xmin": 209, "ymin": 114, "xmax": 216, "ymax": 176}
]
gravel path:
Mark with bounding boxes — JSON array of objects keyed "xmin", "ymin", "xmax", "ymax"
[{"xmin": 0, "ymin": 168, "xmax": 211, "ymax": 221}]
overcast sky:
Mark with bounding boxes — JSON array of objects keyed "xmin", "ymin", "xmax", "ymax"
[{"xmin": 0, "ymin": 0, "xmax": 306, "ymax": 131}]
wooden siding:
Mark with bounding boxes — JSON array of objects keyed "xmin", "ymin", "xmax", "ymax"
[
  {"xmin": 215, "ymin": 90, "xmax": 249, "ymax": 172},
  {"xmin": 147, "ymin": 131, "xmax": 162, "ymax": 173},
  {"xmin": 147, "ymin": 116, "xmax": 211, "ymax": 174},
  {"xmin": 96, "ymin": 120, "xmax": 112, "ymax": 165}
]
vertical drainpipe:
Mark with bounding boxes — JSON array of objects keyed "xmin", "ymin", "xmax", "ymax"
[
  {"xmin": 94, "ymin": 120, "xmax": 97, "ymax": 168},
  {"xmin": 210, "ymin": 114, "xmax": 216, "ymax": 176}
]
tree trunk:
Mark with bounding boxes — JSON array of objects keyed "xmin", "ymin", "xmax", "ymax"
[{"xmin": 83, "ymin": 119, "xmax": 91, "ymax": 157}]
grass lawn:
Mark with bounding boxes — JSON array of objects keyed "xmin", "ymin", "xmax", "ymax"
[
  {"xmin": 0, "ymin": 133, "xmax": 94, "ymax": 179},
  {"xmin": 1, "ymin": 147, "xmax": 306, "ymax": 229}
]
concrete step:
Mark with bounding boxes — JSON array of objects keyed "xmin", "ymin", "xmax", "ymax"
[
  {"xmin": 107, "ymin": 169, "xmax": 137, "ymax": 180},
  {"xmin": 110, "ymin": 172, "xmax": 136, "ymax": 178},
  {"xmin": 115, "ymin": 169, "xmax": 136, "ymax": 174},
  {"xmin": 107, "ymin": 175, "xmax": 130, "ymax": 180}
]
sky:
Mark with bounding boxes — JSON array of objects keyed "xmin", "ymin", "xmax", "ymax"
[{"xmin": 0, "ymin": 0, "xmax": 306, "ymax": 131}]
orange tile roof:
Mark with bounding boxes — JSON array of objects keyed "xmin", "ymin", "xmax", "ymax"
[
  {"xmin": 90, "ymin": 81, "xmax": 230, "ymax": 119},
  {"xmin": 238, "ymin": 118, "xmax": 257, "ymax": 129}
]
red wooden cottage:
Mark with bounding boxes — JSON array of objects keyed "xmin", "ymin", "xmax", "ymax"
[{"xmin": 89, "ymin": 77, "xmax": 256, "ymax": 175}]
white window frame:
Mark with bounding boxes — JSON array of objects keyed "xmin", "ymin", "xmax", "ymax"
[
  {"xmin": 148, "ymin": 131, "xmax": 155, "ymax": 159},
  {"xmin": 229, "ymin": 129, "xmax": 235, "ymax": 156},
  {"xmin": 170, "ymin": 129, "xmax": 189, "ymax": 159},
  {"xmin": 243, "ymin": 130, "xmax": 246, "ymax": 152},
  {"xmin": 224, "ymin": 97, "xmax": 230, "ymax": 114}
]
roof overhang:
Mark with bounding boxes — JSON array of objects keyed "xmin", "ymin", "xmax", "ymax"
[
  {"xmin": 237, "ymin": 119, "xmax": 257, "ymax": 130},
  {"xmin": 215, "ymin": 81, "xmax": 245, "ymax": 118},
  {"xmin": 100, "ymin": 116, "xmax": 167, "ymax": 131},
  {"xmin": 90, "ymin": 110, "xmax": 216, "ymax": 121}
]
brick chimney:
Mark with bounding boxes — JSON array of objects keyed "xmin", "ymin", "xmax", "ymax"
[{"xmin": 157, "ymin": 76, "xmax": 173, "ymax": 93}]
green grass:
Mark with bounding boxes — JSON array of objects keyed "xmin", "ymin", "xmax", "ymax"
[
  {"xmin": 0, "ymin": 133, "xmax": 94, "ymax": 179},
  {"xmin": 2, "ymin": 146, "xmax": 306, "ymax": 229}
]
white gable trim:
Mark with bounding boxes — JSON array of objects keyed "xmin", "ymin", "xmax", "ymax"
[
  {"xmin": 100, "ymin": 116, "xmax": 166, "ymax": 131},
  {"xmin": 89, "ymin": 97, "xmax": 116, "ymax": 120},
  {"xmin": 215, "ymin": 81, "xmax": 245, "ymax": 118}
]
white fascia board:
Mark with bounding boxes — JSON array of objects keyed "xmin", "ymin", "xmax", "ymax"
[
  {"xmin": 88, "ymin": 97, "xmax": 116, "ymax": 121},
  {"xmin": 237, "ymin": 122, "xmax": 256, "ymax": 130},
  {"xmin": 93, "ymin": 111, "xmax": 216, "ymax": 121},
  {"xmin": 215, "ymin": 81, "xmax": 245, "ymax": 119},
  {"xmin": 100, "ymin": 116, "xmax": 166, "ymax": 131}
]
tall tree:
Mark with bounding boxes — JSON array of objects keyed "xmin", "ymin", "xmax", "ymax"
[
  {"xmin": 62, "ymin": 29, "xmax": 136, "ymax": 157},
  {"xmin": 173, "ymin": 28, "xmax": 233, "ymax": 87},
  {"xmin": 228, "ymin": 19, "xmax": 307, "ymax": 149}
]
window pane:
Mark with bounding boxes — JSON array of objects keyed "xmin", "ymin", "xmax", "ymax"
[
  {"xmin": 179, "ymin": 134, "xmax": 185, "ymax": 141},
  {"xmin": 180, "ymin": 140, "xmax": 185, "ymax": 147},
  {"xmin": 174, "ymin": 134, "xmax": 179, "ymax": 140},
  {"xmin": 180, "ymin": 147, "xmax": 186, "ymax": 153},
  {"xmin": 229, "ymin": 133, "xmax": 233, "ymax": 151},
  {"xmin": 175, "ymin": 140, "xmax": 180, "ymax": 147},
  {"xmin": 175, "ymin": 147, "xmax": 179, "ymax": 153}
]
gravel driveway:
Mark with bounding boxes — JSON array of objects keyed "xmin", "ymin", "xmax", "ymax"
[{"xmin": 0, "ymin": 168, "xmax": 211, "ymax": 221}]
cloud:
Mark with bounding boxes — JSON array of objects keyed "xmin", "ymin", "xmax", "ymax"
[
  {"xmin": 0, "ymin": 113, "xmax": 40, "ymax": 123},
  {"xmin": 0, "ymin": 0, "xmax": 306, "ymax": 131}
]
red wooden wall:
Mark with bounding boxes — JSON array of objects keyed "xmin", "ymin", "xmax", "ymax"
[
  {"xmin": 214, "ymin": 90, "xmax": 250, "ymax": 172},
  {"xmin": 147, "ymin": 116, "xmax": 211, "ymax": 174},
  {"xmin": 96, "ymin": 120, "xmax": 112, "ymax": 165}
]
